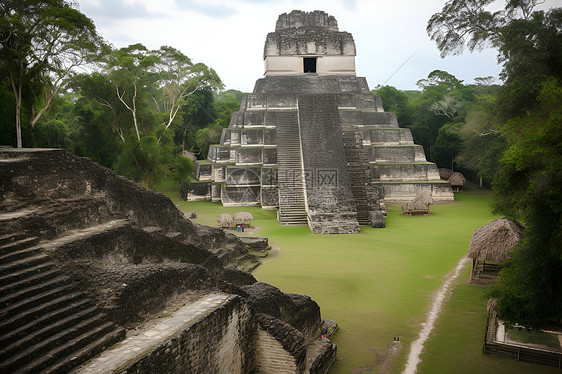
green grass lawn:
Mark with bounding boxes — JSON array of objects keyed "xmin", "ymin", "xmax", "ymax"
[
  {"xmin": 417, "ymin": 264, "xmax": 562, "ymax": 374},
  {"xmin": 157, "ymin": 181, "xmax": 555, "ymax": 373}
]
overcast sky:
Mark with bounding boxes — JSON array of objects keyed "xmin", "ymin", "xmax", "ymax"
[{"xmin": 76, "ymin": 0, "xmax": 558, "ymax": 93}]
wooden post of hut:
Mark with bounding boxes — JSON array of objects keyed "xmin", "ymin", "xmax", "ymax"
[{"xmin": 467, "ymin": 218, "xmax": 524, "ymax": 282}]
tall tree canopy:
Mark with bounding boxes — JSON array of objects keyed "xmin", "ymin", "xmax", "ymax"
[
  {"xmin": 429, "ymin": 0, "xmax": 562, "ymax": 327},
  {"xmin": 73, "ymin": 43, "xmax": 223, "ymax": 187},
  {"xmin": 0, "ymin": 0, "xmax": 106, "ymax": 147}
]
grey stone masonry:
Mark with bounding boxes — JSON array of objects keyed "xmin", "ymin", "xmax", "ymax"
[
  {"xmin": 75, "ymin": 294, "xmax": 253, "ymax": 374},
  {"xmin": 297, "ymin": 94, "xmax": 360, "ymax": 234},
  {"xmin": 265, "ymin": 10, "xmax": 355, "ymax": 58}
]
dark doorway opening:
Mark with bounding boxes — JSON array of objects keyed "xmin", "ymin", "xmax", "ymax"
[{"xmin": 303, "ymin": 58, "xmax": 317, "ymax": 73}]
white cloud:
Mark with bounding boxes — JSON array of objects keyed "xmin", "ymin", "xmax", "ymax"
[
  {"xmin": 76, "ymin": 0, "xmax": 560, "ymax": 92},
  {"xmin": 79, "ymin": 0, "xmax": 165, "ymax": 23}
]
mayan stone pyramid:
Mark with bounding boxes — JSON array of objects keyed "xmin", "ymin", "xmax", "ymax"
[{"xmin": 190, "ymin": 10, "xmax": 454, "ymax": 234}]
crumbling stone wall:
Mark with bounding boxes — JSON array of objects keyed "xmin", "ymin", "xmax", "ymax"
[
  {"xmin": 255, "ymin": 314, "xmax": 307, "ymax": 374},
  {"xmin": 120, "ymin": 296, "xmax": 257, "ymax": 373},
  {"xmin": 0, "ymin": 147, "xmax": 337, "ymax": 373}
]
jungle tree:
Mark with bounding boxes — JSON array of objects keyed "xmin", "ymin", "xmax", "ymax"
[{"xmin": 0, "ymin": 0, "xmax": 106, "ymax": 147}]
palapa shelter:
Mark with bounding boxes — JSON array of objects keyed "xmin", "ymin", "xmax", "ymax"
[
  {"xmin": 402, "ymin": 191, "xmax": 433, "ymax": 215},
  {"xmin": 448, "ymin": 172, "xmax": 466, "ymax": 191},
  {"xmin": 217, "ymin": 213, "xmax": 233, "ymax": 228},
  {"xmin": 467, "ymin": 217, "xmax": 524, "ymax": 281},
  {"xmin": 234, "ymin": 212, "xmax": 253, "ymax": 226},
  {"xmin": 438, "ymin": 168, "xmax": 454, "ymax": 180}
]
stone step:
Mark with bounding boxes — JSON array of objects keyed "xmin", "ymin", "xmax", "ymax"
[
  {"xmin": 38, "ymin": 327, "xmax": 126, "ymax": 374},
  {"xmin": 0, "ymin": 253, "xmax": 52, "ymax": 275},
  {"xmin": 0, "ymin": 261, "xmax": 57, "ymax": 285},
  {"xmin": 0, "ymin": 233, "xmax": 27, "ymax": 247},
  {"xmin": 0, "ymin": 267, "xmax": 60, "ymax": 297},
  {"xmin": 1, "ymin": 319, "xmax": 121, "ymax": 374},
  {"xmin": 0, "ymin": 305, "xmax": 101, "ymax": 361},
  {"xmin": 280, "ymin": 212, "xmax": 308, "ymax": 218},
  {"xmin": 280, "ymin": 220, "xmax": 308, "ymax": 225},
  {"xmin": 0, "ymin": 244, "xmax": 43, "ymax": 265},
  {"xmin": 0, "ymin": 236, "xmax": 40, "ymax": 256},
  {"xmin": 0, "ymin": 283, "xmax": 75, "ymax": 321},
  {"xmin": 0, "ymin": 297, "xmax": 92, "ymax": 348},
  {"xmin": 77, "ymin": 293, "xmax": 230, "ymax": 374},
  {"xmin": 0, "ymin": 292, "xmax": 86, "ymax": 334},
  {"xmin": 0, "ymin": 275, "xmax": 70, "ymax": 307}
]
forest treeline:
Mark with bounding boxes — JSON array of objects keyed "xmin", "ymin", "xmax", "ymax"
[
  {"xmin": 1, "ymin": 0, "xmax": 560, "ymax": 327},
  {"xmin": 0, "ymin": 0, "xmax": 244, "ymax": 188},
  {"xmin": 373, "ymin": 72, "xmax": 501, "ymax": 186}
]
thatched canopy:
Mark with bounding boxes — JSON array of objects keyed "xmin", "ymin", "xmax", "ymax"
[
  {"xmin": 414, "ymin": 191, "xmax": 433, "ymax": 205},
  {"xmin": 234, "ymin": 212, "xmax": 253, "ymax": 223},
  {"xmin": 439, "ymin": 168, "xmax": 454, "ymax": 180},
  {"xmin": 217, "ymin": 213, "xmax": 233, "ymax": 228},
  {"xmin": 448, "ymin": 172, "xmax": 466, "ymax": 186},
  {"xmin": 467, "ymin": 218, "xmax": 524, "ymax": 263},
  {"xmin": 402, "ymin": 201, "xmax": 428, "ymax": 212}
]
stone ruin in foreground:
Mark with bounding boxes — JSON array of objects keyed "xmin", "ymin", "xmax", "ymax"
[
  {"xmin": 0, "ymin": 148, "xmax": 335, "ymax": 373},
  {"xmin": 188, "ymin": 10, "xmax": 454, "ymax": 234}
]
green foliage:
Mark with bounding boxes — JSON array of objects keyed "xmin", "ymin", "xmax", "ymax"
[
  {"xmin": 429, "ymin": 1, "xmax": 562, "ymax": 327},
  {"xmin": 170, "ymin": 155, "xmax": 194, "ymax": 183},
  {"xmin": 371, "ymin": 85, "xmax": 412, "ymax": 125},
  {"xmin": 493, "ymin": 77, "xmax": 562, "ymax": 219},
  {"xmin": 488, "ymin": 77, "xmax": 562, "ymax": 327},
  {"xmin": 432, "ymin": 122, "xmax": 463, "ymax": 169},
  {"xmin": 214, "ymin": 89, "xmax": 244, "ymax": 128},
  {"xmin": 496, "ymin": 8, "xmax": 562, "ymax": 118},
  {"xmin": 0, "ymin": 0, "xmax": 106, "ymax": 147},
  {"xmin": 114, "ymin": 136, "xmax": 167, "ymax": 189},
  {"xmin": 194, "ymin": 123, "xmax": 223, "ymax": 158},
  {"xmin": 0, "ymin": 84, "xmax": 16, "ymax": 146},
  {"xmin": 371, "ymin": 72, "xmax": 498, "ymax": 175},
  {"xmin": 457, "ymin": 93, "xmax": 505, "ymax": 185}
]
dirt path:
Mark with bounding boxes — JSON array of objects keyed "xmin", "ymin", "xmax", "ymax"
[{"xmin": 402, "ymin": 256, "xmax": 469, "ymax": 374}]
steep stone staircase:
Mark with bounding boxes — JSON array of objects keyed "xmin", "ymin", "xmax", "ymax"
[
  {"xmin": 0, "ymin": 228, "xmax": 126, "ymax": 373},
  {"xmin": 342, "ymin": 130, "xmax": 373, "ymax": 225},
  {"xmin": 274, "ymin": 110, "xmax": 308, "ymax": 225}
]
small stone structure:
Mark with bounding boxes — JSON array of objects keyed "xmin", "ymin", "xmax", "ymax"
[
  {"xmin": 0, "ymin": 147, "xmax": 336, "ymax": 374},
  {"xmin": 188, "ymin": 10, "xmax": 453, "ymax": 234}
]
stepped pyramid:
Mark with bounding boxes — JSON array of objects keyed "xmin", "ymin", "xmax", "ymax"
[{"xmin": 191, "ymin": 10, "xmax": 454, "ymax": 234}]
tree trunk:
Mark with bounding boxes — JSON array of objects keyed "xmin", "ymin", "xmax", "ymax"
[
  {"xmin": 9, "ymin": 69, "xmax": 23, "ymax": 148},
  {"xmin": 132, "ymin": 81, "xmax": 140, "ymax": 142},
  {"xmin": 15, "ymin": 96, "xmax": 22, "ymax": 148},
  {"xmin": 479, "ymin": 177, "xmax": 483, "ymax": 188}
]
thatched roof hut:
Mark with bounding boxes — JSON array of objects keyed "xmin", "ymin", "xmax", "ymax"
[
  {"xmin": 467, "ymin": 217, "xmax": 524, "ymax": 281},
  {"xmin": 439, "ymin": 168, "xmax": 454, "ymax": 180},
  {"xmin": 217, "ymin": 213, "xmax": 233, "ymax": 228},
  {"xmin": 448, "ymin": 172, "xmax": 466, "ymax": 191},
  {"xmin": 234, "ymin": 212, "xmax": 253, "ymax": 225},
  {"xmin": 414, "ymin": 191, "xmax": 433, "ymax": 205},
  {"xmin": 402, "ymin": 191, "xmax": 433, "ymax": 215}
]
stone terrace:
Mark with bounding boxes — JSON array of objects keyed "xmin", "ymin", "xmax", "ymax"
[{"xmin": 0, "ymin": 147, "xmax": 336, "ymax": 373}]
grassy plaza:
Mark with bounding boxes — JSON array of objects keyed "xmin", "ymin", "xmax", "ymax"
[{"xmin": 158, "ymin": 182, "xmax": 557, "ymax": 373}]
